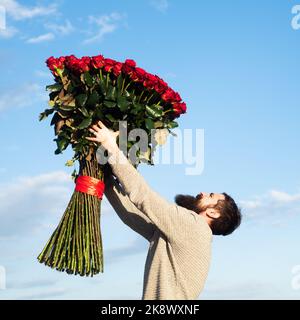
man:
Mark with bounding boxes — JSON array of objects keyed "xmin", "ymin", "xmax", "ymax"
[{"xmin": 86, "ymin": 121, "xmax": 242, "ymax": 300}]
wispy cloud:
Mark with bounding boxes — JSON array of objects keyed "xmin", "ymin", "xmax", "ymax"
[
  {"xmin": 0, "ymin": 82, "xmax": 45, "ymax": 112},
  {"xmin": 0, "ymin": 171, "xmax": 72, "ymax": 237},
  {"xmin": 0, "ymin": 171, "xmax": 112, "ymax": 238},
  {"xmin": 26, "ymin": 32, "xmax": 54, "ymax": 43},
  {"xmin": 0, "ymin": 25, "xmax": 17, "ymax": 38},
  {"xmin": 240, "ymin": 188, "xmax": 300, "ymax": 225},
  {"xmin": 0, "ymin": 0, "xmax": 57, "ymax": 20},
  {"xmin": 45, "ymin": 19, "xmax": 74, "ymax": 36},
  {"xmin": 83, "ymin": 12, "xmax": 126, "ymax": 44},
  {"xmin": 150, "ymin": 0, "xmax": 169, "ymax": 12}
]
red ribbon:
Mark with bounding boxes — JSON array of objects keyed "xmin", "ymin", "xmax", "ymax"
[{"xmin": 75, "ymin": 175, "xmax": 105, "ymax": 199}]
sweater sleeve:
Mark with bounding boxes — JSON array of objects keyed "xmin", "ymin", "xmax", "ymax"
[
  {"xmin": 107, "ymin": 149, "xmax": 201, "ymax": 242},
  {"xmin": 104, "ymin": 172, "xmax": 155, "ymax": 242}
]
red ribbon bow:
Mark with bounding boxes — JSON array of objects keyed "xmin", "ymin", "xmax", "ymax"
[{"xmin": 75, "ymin": 175, "xmax": 105, "ymax": 199}]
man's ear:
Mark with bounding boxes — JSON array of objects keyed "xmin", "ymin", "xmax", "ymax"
[{"xmin": 206, "ymin": 209, "xmax": 221, "ymax": 219}]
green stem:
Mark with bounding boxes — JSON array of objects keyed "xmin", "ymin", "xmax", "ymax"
[{"xmin": 121, "ymin": 78, "xmax": 126, "ymax": 94}]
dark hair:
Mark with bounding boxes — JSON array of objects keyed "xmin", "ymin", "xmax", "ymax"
[{"xmin": 210, "ymin": 193, "xmax": 242, "ymax": 236}]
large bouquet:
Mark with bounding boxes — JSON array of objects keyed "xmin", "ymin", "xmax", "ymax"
[{"xmin": 37, "ymin": 54, "xmax": 187, "ymax": 276}]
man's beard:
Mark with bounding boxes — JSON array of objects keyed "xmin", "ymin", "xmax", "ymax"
[{"xmin": 174, "ymin": 194, "xmax": 206, "ymax": 214}]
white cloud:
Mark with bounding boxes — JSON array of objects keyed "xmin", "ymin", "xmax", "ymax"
[
  {"xmin": 0, "ymin": 25, "xmax": 17, "ymax": 38},
  {"xmin": 0, "ymin": 0, "xmax": 57, "ymax": 20},
  {"xmin": 240, "ymin": 188, "xmax": 300, "ymax": 224},
  {"xmin": 83, "ymin": 12, "xmax": 126, "ymax": 44},
  {"xmin": 0, "ymin": 171, "xmax": 112, "ymax": 238},
  {"xmin": 0, "ymin": 171, "xmax": 72, "ymax": 237},
  {"xmin": 269, "ymin": 190, "xmax": 300, "ymax": 203},
  {"xmin": 0, "ymin": 82, "xmax": 45, "ymax": 112},
  {"xmin": 45, "ymin": 19, "xmax": 74, "ymax": 36},
  {"xmin": 26, "ymin": 32, "xmax": 54, "ymax": 43},
  {"xmin": 150, "ymin": 0, "xmax": 169, "ymax": 12}
]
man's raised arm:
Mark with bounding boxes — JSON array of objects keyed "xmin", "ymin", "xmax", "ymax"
[
  {"xmin": 87, "ymin": 121, "xmax": 201, "ymax": 242},
  {"xmin": 104, "ymin": 169, "xmax": 155, "ymax": 242}
]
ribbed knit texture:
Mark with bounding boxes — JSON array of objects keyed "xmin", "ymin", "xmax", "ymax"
[{"xmin": 103, "ymin": 150, "xmax": 213, "ymax": 300}]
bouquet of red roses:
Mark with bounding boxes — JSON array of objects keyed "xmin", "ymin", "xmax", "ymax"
[{"xmin": 37, "ymin": 53, "xmax": 187, "ymax": 276}]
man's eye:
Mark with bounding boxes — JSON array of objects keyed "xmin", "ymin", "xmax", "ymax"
[{"xmin": 210, "ymin": 193, "xmax": 213, "ymax": 198}]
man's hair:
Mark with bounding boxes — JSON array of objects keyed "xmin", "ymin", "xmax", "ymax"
[{"xmin": 210, "ymin": 193, "xmax": 242, "ymax": 236}]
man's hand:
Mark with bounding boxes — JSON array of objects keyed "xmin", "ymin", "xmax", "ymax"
[{"xmin": 86, "ymin": 120, "xmax": 119, "ymax": 153}]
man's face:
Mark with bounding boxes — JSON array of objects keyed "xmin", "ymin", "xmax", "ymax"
[{"xmin": 196, "ymin": 192, "xmax": 226, "ymax": 211}]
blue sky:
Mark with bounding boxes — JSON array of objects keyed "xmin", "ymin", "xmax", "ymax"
[{"xmin": 0, "ymin": 0, "xmax": 300, "ymax": 299}]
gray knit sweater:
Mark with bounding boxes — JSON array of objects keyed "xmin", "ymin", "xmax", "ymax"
[{"xmin": 103, "ymin": 151, "xmax": 213, "ymax": 300}]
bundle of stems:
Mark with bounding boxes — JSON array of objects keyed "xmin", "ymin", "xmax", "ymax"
[{"xmin": 37, "ymin": 150, "xmax": 105, "ymax": 276}]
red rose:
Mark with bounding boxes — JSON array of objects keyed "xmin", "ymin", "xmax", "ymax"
[
  {"xmin": 124, "ymin": 59, "xmax": 136, "ymax": 68},
  {"xmin": 154, "ymin": 76, "xmax": 168, "ymax": 94},
  {"xmin": 143, "ymin": 73, "xmax": 158, "ymax": 90},
  {"xmin": 173, "ymin": 102, "xmax": 187, "ymax": 116},
  {"xmin": 112, "ymin": 62, "xmax": 123, "ymax": 77},
  {"xmin": 65, "ymin": 55, "xmax": 79, "ymax": 71},
  {"xmin": 81, "ymin": 56, "xmax": 91, "ymax": 70},
  {"xmin": 131, "ymin": 67, "xmax": 147, "ymax": 82},
  {"xmin": 46, "ymin": 56, "xmax": 56, "ymax": 72},
  {"xmin": 91, "ymin": 55, "xmax": 105, "ymax": 69},
  {"xmin": 161, "ymin": 88, "xmax": 175, "ymax": 102},
  {"xmin": 64, "ymin": 55, "xmax": 90, "ymax": 73},
  {"xmin": 46, "ymin": 56, "xmax": 65, "ymax": 75},
  {"xmin": 103, "ymin": 58, "xmax": 117, "ymax": 72},
  {"xmin": 56, "ymin": 56, "xmax": 65, "ymax": 69},
  {"xmin": 122, "ymin": 59, "xmax": 136, "ymax": 75},
  {"xmin": 172, "ymin": 91, "xmax": 182, "ymax": 103}
]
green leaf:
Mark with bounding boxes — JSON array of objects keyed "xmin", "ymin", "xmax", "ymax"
[
  {"xmin": 84, "ymin": 72, "xmax": 93, "ymax": 87},
  {"xmin": 65, "ymin": 159, "xmax": 74, "ymax": 166},
  {"xmin": 46, "ymin": 83, "xmax": 63, "ymax": 93},
  {"xmin": 39, "ymin": 108, "xmax": 55, "ymax": 121},
  {"xmin": 154, "ymin": 121, "xmax": 164, "ymax": 128},
  {"xmin": 117, "ymin": 74, "xmax": 124, "ymax": 92},
  {"xmin": 105, "ymin": 114, "xmax": 116, "ymax": 122},
  {"xmin": 54, "ymin": 137, "xmax": 69, "ymax": 153},
  {"xmin": 87, "ymin": 91, "xmax": 100, "ymax": 106},
  {"xmin": 71, "ymin": 168, "xmax": 78, "ymax": 181},
  {"xmin": 145, "ymin": 118, "xmax": 154, "ymax": 130},
  {"xmin": 48, "ymin": 100, "xmax": 55, "ymax": 107},
  {"xmin": 57, "ymin": 110, "xmax": 71, "ymax": 118},
  {"xmin": 59, "ymin": 104, "xmax": 75, "ymax": 111},
  {"xmin": 106, "ymin": 85, "xmax": 117, "ymax": 101},
  {"xmin": 167, "ymin": 121, "xmax": 178, "ymax": 129},
  {"xmin": 146, "ymin": 104, "xmax": 163, "ymax": 118},
  {"xmin": 78, "ymin": 117, "xmax": 92, "ymax": 129},
  {"xmin": 131, "ymin": 103, "xmax": 144, "ymax": 115},
  {"xmin": 95, "ymin": 108, "xmax": 104, "ymax": 119},
  {"xmin": 98, "ymin": 80, "xmax": 107, "ymax": 96},
  {"xmin": 78, "ymin": 106, "xmax": 89, "ymax": 117},
  {"xmin": 123, "ymin": 89, "xmax": 131, "ymax": 98},
  {"xmin": 76, "ymin": 94, "xmax": 88, "ymax": 107},
  {"xmin": 117, "ymin": 96, "xmax": 131, "ymax": 112},
  {"xmin": 50, "ymin": 112, "xmax": 61, "ymax": 126},
  {"xmin": 104, "ymin": 100, "xmax": 117, "ymax": 108}
]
